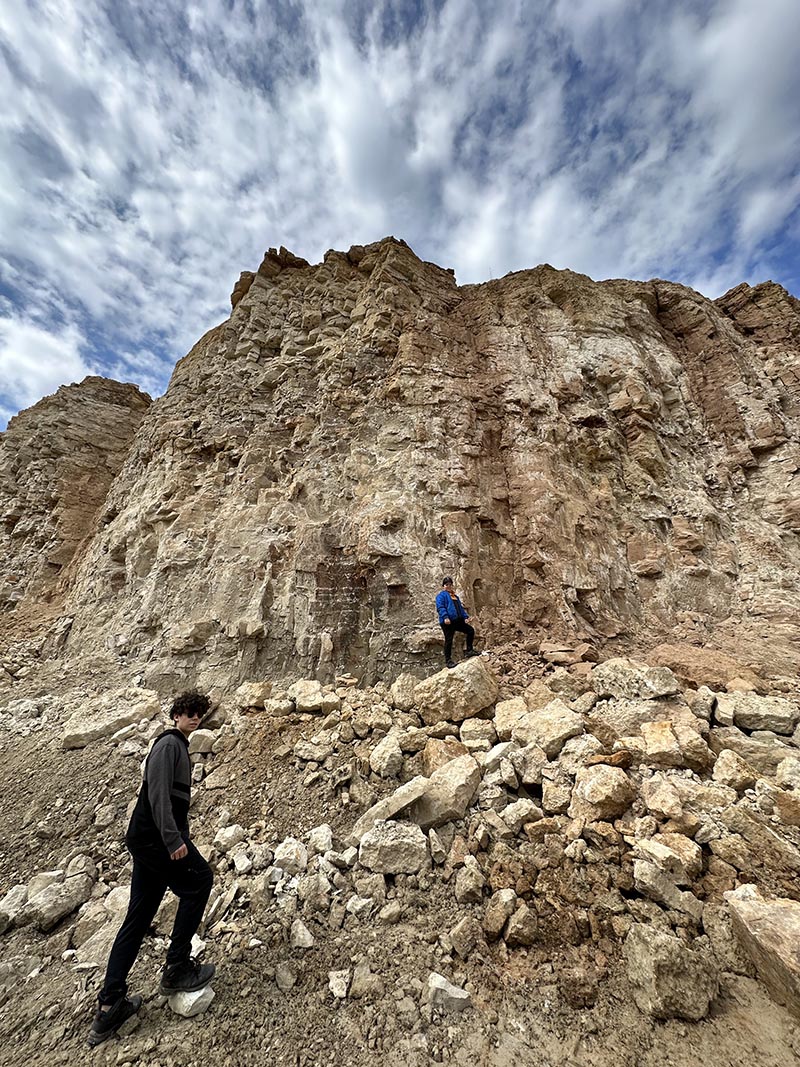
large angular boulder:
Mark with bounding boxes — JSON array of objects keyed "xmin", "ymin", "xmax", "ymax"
[
  {"xmin": 348, "ymin": 777, "xmax": 430, "ymax": 845},
  {"xmin": 727, "ymin": 884, "xmax": 800, "ymax": 1017},
  {"xmin": 62, "ymin": 688, "xmax": 160, "ymax": 749},
  {"xmin": 648, "ymin": 643, "xmax": 764, "ymax": 692},
  {"xmin": 592, "ymin": 658, "xmax": 680, "ymax": 701},
  {"xmin": 510, "ymin": 699, "xmax": 583, "ymax": 758},
  {"xmin": 716, "ymin": 692, "xmax": 799, "ymax": 736},
  {"xmin": 624, "ymin": 924, "xmax": 719, "ymax": 1020},
  {"xmin": 287, "ymin": 679, "xmax": 324, "ymax": 712},
  {"xmin": 359, "ymin": 821, "xmax": 428, "ymax": 874},
  {"xmin": 568, "ymin": 765, "xmax": 635, "ymax": 821},
  {"xmin": 19, "ymin": 874, "xmax": 94, "ymax": 931},
  {"xmin": 709, "ymin": 727, "xmax": 791, "ymax": 775},
  {"xmin": 409, "ymin": 755, "xmax": 481, "ymax": 829},
  {"xmin": 493, "ymin": 697, "xmax": 529, "ymax": 741},
  {"xmin": 414, "ymin": 659, "xmax": 499, "ymax": 726},
  {"xmin": 389, "ymin": 673, "xmax": 419, "ymax": 711}
]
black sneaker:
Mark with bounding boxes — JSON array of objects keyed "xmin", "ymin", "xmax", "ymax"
[
  {"xmin": 464, "ymin": 649, "xmax": 480, "ymax": 658},
  {"xmin": 160, "ymin": 958, "xmax": 216, "ymax": 995},
  {"xmin": 445, "ymin": 660, "xmax": 456, "ymax": 669},
  {"xmin": 87, "ymin": 994, "xmax": 142, "ymax": 1047}
]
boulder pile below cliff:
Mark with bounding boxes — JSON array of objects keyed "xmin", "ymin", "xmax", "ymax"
[{"xmin": 1, "ymin": 650, "xmax": 800, "ymax": 1066}]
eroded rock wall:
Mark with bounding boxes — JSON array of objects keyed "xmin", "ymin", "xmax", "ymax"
[
  {"xmin": 0, "ymin": 377, "xmax": 151, "ymax": 624},
  {"xmin": 37, "ymin": 239, "xmax": 796, "ymax": 691}
]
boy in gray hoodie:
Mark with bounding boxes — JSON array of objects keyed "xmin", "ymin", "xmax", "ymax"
[{"xmin": 88, "ymin": 691, "xmax": 215, "ymax": 1047}]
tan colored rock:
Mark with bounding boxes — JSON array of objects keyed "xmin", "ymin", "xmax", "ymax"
[
  {"xmin": 709, "ymin": 727, "xmax": 792, "ymax": 775},
  {"xmin": 648, "ymin": 645, "xmax": 765, "ymax": 693},
  {"xmin": 348, "ymin": 776, "xmax": 430, "ymax": 844},
  {"xmin": 592, "ymin": 658, "xmax": 680, "ymax": 700},
  {"xmin": 569, "ymin": 764, "xmax": 636, "ymax": 821},
  {"xmin": 712, "ymin": 749, "xmax": 757, "ymax": 791},
  {"xmin": 389, "ymin": 673, "xmax": 419, "ymax": 711},
  {"xmin": 716, "ymin": 692, "xmax": 799, "ymax": 736},
  {"xmin": 415, "ymin": 659, "xmax": 499, "ymax": 726},
  {"xmin": 728, "ymin": 885, "xmax": 800, "ymax": 1018},
  {"xmin": 422, "ymin": 737, "xmax": 469, "ymax": 775},
  {"xmin": 504, "ymin": 904, "xmax": 538, "ymax": 947},
  {"xmin": 634, "ymin": 833, "xmax": 702, "ymax": 885},
  {"xmin": 233, "ymin": 681, "xmax": 271, "ymax": 709},
  {"xmin": 369, "ymin": 732, "xmax": 404, "ymax": 778},
  {"xmin": 358, "ymin": 821, "xmax": 428, "ymax": 874},
  {"xmin": 62, "ymin": 689, "xmax": 160, "ymax": 749},
  {"xmin": 409, "ymin": 755, "xmax": 481, "ymax": 830},
  {"xmin": 493, "ymin": 697, "xmax": 529, "ymax": 741},
  {"xmin": 640, "ymin": 720, "xmax": 684, "ymax": 767},
  {"xmin": 624, "ymin": 924, "xmax": 719, "ymax": 1020},
  {"xmin": 287, "ymin": 679, "xmax": 324, "ymax": 712},
  {"xmin": 510, "ymin": 699, "xmax": 583, "ymax": 758}
]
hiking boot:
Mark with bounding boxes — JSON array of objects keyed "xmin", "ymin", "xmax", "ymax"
[
  {"xmin": 445, "ymin": 660, "xmax": 456, "ymax": 669},
  {"xmin": 160, "ymin": 957, "xmax": 216, "ymax": 995},
  {"xmin": 464, "ymin": 648, "xmax": 480, "ymax": 658},
  {"xmin": 87, "ymin": 994, "xmax": 142, "ymax": 1047}
]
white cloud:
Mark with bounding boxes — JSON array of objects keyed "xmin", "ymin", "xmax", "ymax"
[
  {"xmin": 0, "ymin": 0, "xmax": 798, "ymax": 428},
  {"xmin": 0, "ymin": 316, "xmax": 95, "ymax": 415}
]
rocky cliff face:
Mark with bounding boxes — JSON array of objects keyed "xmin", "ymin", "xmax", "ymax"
[
  {"xmin": 2, "ymin": 239, "xmax": 799, "ymax": 691},
  {"xmin": 0, "ymin": 377, "xmax": 150, "ymax": 626}
]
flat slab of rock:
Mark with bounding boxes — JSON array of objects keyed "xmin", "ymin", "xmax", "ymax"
[
  {"xmin": 409, "ymin": 755, "xmax": 481, "ymax": 830},
  {"xmin": 716, "ymin": 692, "xmax": 799, "ymax": 735},
  {"xmin": 348, "ymin": 776, "xmax": 430, "ymax": 845},
  {"xmin": 20, "ymin": 875, "xmax": 94, "ymax": 931},
  {"xmin": 359, "ymin": 820, "xmax": 428, "ymax": 874},
  {"xmin": 414, "ymin": 659, "xmax": 499, "ymax": 725},
  {"xmin": 62, "ymin": 688, "xmax": 160, "ymax": 749},
  {"xmin": 624, "ymin": 923, "xmax": 719, "ymax": 1020},
  {"xmin": 728, "ymin": 885, "xmax": 800, "ymax": 1017}
]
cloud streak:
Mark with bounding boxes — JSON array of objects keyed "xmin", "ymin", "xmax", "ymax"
[{"xmin": 0, "ymin": 0, "xmax": 798, "ymax": 427}]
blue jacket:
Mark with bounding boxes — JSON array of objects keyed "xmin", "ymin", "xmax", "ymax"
[{"xmin": 436, "ymin": 589, "xmax": 469, "ymax": 624}]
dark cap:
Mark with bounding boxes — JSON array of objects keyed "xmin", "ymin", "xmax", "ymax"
[{"xmin": 442, "ymin": 576, "xmax": 453, "ymax": 586}]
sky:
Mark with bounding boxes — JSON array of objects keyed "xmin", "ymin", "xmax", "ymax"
[{"xmin": 1, "ymin": 0, "xmax": 799, "ymax": 428}]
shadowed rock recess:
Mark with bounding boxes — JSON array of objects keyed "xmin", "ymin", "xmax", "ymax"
[
  {"xmin": 3, "ymin": 237, "xmax": 800, "ymax": 690},
  {"xmin": 2, "ymin": 240, "xmax": 800, "ymax": 1065}
]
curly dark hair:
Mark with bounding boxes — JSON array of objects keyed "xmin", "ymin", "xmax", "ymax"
[{"xmin": 170, "ymin": 690, "xmax": 211, "ymax": 721}]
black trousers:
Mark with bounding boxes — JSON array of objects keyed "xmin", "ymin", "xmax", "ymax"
[
  {"xmin": 441, "ymin": 618, "xmax": 475, "ymax": 661},
  {"xmin": 99, "ymin": 837, "xmax": 213, "ymax": 1005}
]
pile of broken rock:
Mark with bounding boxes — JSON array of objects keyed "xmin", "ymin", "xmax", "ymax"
[{"xmin": 2, "ymin": 653, "xmax": 800, "ymax": 1053}]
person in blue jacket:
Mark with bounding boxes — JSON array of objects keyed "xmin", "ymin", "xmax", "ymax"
[{"xmin": 435, "ymin": 576, "xmax": 479, "ymax": 668}]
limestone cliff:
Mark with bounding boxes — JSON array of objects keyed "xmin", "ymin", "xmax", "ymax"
[
  {"xmin": 0, "ymin": 377, "xmax": 150, "ymax": 625},
  {"xmin": 3, "ymin": 239, "xmax": 800, "ymax": 690}
]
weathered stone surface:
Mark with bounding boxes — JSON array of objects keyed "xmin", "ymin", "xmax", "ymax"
[
  {"xmin": 20, "ymin": 875, "xmax": 94, "ymax": 931},
  {"xmin": 633, "ymin": 860, "xmax": 703, "ymax": 920},
  {"xmin": 423, "ymin": 972, "xmax": 471, "ymax": 1013},
  {"xmin": 510, "ymin": 699, "xmax": 583, "ymax": 758},
  {"xmin": 233, "ymin": 681, "xmax": 271, "ymax": 709},
  {"xmin": 713, "ymin": 748, "xmax": 757, "ymax": 791},
  {"xmin": 273, "ymin": 838, "xmax": 308, "ymax": 876},
  {"xmin": 634, "ymin": 833, "xmax": 702, "ymax": 885},
  {"xmin": 409, "ymin": 755, "xmax": 481, "ymax": 829},
  {"xmin": 389, "ymin": 673, "xmax": 419, "ymax": 711},
  {"xmin": 454, "ymin": 857, "xmax": 485, "ymax": 903},
  {"xmin": 493, "ymin": 697, "xmax": 529, "ymax": 741},
  {"xmin": 415, "ymin": 659, "xmax": 499, "ymax": 725},
  {"xmin": 422, "ymin": 737, "xmax": 469, "ymax": 775},
  {"xmin": 450, "ymin": 915, "xmax": 482, "ymax": 959},
  {"xmin": 624, "ymin": 924, "xmax": 719, "ymax": 1020},
  {"xmin": 727, "ymin": 884, "xmax": 800, "ymax": 1017},
  {"xmin": 168, "ymin": 986, "xmax": 215, "ymax": 1017},
  {"xmin": 188, "ymin": 728, "xmax": 216, "ymax": 755},
  {"xmin": 0, "ymin": 884, "xmax": 27, "ymax": 935},
  {"xmin": 709, "ymin": 727, "xmax": 791, "ymax": 775},
  {"xmin": 777, "ymin": 756, "xmax": 800, "ymax": 790},
  {"xmin": 716, "ymin": 692, "xmax": 799, "ymax": 735},
  {"xmin": 648, "ymin": 644, "xmax": 764, "ymax": 692},
  {"xmin": 349, "ymin": 776, "xmax": 430, "ymax": 844},
  {"xmin": 504, "ymin": 904, "xmax": 538, "ymax": 947},
  {"xmin": 287, "ymin": 680, "xmax": 324, "ymax": 712},
  {"xmin": 289, "ymin": 918, "xmax": 315, "ymax": 948},
  {"xmin": 592, "ymin": 658, "xmax": 680, "ymax": 701},
  {"xmin": 483, "ymin": 889, "xmax": 517, "ymax": 941},
  {"xmin": 62, "ymin": 689, "xmax": 160, "ymax": 749},
  {"xmin": 358, "ymin": 820, "xmax": 428, "ymax": 874},
  {"xmin": 568, "ymin": 765, "xmax": 636, "ymax": 821},
  {"xmin": 369, "ymin": 732, "xmax": 404, "ymax": 778}
]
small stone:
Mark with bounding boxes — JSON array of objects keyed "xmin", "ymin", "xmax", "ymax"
[
  {"xmin": 505, "ymin": 904, "xmax": 538, "ymax": 947},
  {"xmin": 423, "ymin": 972, "xmax": 471, "ymax": 1013},
  {"xmin": 454, "ymin": 857, "xmax": 485, "ymax": 904},
  {"xmin": 273, "ymin": 838, "xmax": 308, "ymax": 876},
  {"xmin": 287, "ymin": 679, "xmax": 325, "ymax": 712},
  {"xmin": 379, "ymin": 901, "xmax": 402, "ymax": 924},
  {"xmin": 168, "ymin": 986, "xmax": 215, "ymax": 1017},
  {"xmin": 713, "ymin": 749, "xmax": 757, "ymax": 792},
  {"xmin": 275, "ymin": 963, "xmax": 297, "ymax": 991},
  {"xmin": 568, "ymin": 765, "xmax": 636, "ymax": 821},
  {"xmin": 483, "ymin": 889, "xmax": 517, "ymax": 941},
  {"xmin": 289, "ymin": 918, "xmax": 315, "ymax": 949},
  {"xmin": 188, "ymin": 729, "xmax": 215, "ymax": 755},
  {"xmin": 370, "ymin": 732, "xmax": 405, "ymax": 778},
  {"xmin": 328, "ymin": 969, "xmax": 350, "ymax": 999},
  {"xmin": 213, "ymin": 825, "xmax": 247, "ymax": 854},
  {"xmin": 450, "ymin": 915, "xmax": 482, "ymax": 959}
]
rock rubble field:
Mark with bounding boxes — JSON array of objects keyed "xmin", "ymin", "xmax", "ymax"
[{"xmin": 1, "ymin": 649, "xmax": 800, "ymax": 1065}]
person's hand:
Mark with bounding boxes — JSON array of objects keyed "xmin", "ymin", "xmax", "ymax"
[
  {"xmin": 443, "ymin": 618, "xmax": 451, "ymax": 625},
  {"xmin": 170, "ymin": 843, "xmax": 188, "ymax": 861}
]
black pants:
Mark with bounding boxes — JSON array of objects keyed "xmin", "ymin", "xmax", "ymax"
[
  {"xmin": 99, "ymin": 837, "xmax": 213, "ymax": 1005},
  {"xmin": 442, "ymin": 618, "xmax": 475, "ymax": 662}
]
